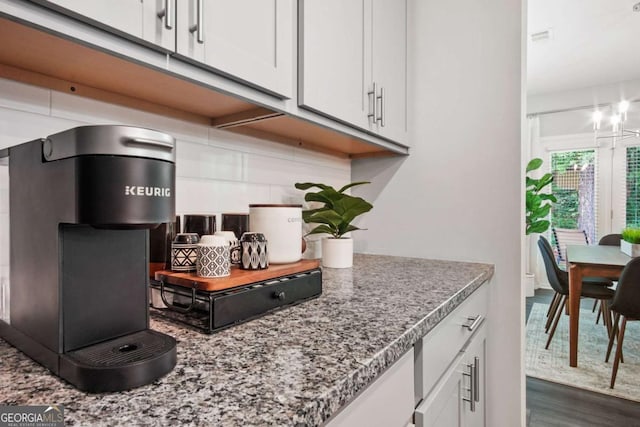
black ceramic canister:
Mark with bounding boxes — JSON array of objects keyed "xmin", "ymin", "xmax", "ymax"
[
  {"xmin": 183, "ymin": 214, "xmax": 216, "ymax": 237},
  {"xmin": 221, "ymin": 213, "xmax": 250, "ymax": 240}
]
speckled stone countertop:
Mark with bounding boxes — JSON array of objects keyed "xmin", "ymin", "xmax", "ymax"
[{"xmin": 0, "ymin": 254, "xmax": 493, "ymax": 426}]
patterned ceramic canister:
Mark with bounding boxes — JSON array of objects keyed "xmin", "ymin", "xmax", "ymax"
[
  {"xmin": 171, "ymin": 233, "xmax": 200, "ymax": 272},
  {"xmin": 239, "ymin": 232, "xmax": 268, "ymax": 270},
  {"xmin": 214, "ymin": 231, "xmax": 240, "ymax": 264},
  {"xmin": 197, "ymin": 235, "xmax": 231, "ymax": 278}
]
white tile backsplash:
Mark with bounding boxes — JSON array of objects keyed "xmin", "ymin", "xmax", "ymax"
[
  {"xmin": 176, "ymin": 177, "xmax": 271, "ymax": 213},
  {"xmin": 51, "ymin": 92, "xmax": 211, "ymax": 143},
  {"xmin": 208, "ymin": 127, "xmax": 296, "ymax": 159},
  {"xmin": 0, "ymin": 77, "xmax": 50, "ymax": 116},
  {"xmin": 0, "ymin": 78, "xmax": 351, "ymax": 227},
  {"xmin": 175, "ymin": 140, "xmax": 246, "ymax": 182},
  {"xmin": 0, "ymin": 107, "xmax": 83, "ymax": 149}
]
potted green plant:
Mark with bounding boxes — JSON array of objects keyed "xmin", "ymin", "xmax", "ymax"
[
  {"xmin": 525, "ymin": 158, "xmax": 556, "ymax": 296},
  {"xmin": 526, "ymin": 158, "xmax": 556, "ymax": 235},
  {"xmin": 294, "ymin": 181, "xmax": 373, "ymax": 268},
  {"xmin": 621, "ymin": 227, "xmax": 640, "ymax": 257}
]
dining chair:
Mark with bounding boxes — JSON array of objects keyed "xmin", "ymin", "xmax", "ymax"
[
  {"xmin": 537, "ymin": 236, "xmax": 615, "ymax": 349},
  {"xmin": 598, "ymin": 234, "xmax": 622, "ymax": 246},
  {"xmin": 605, "ymin": 256, "xmax": 640, "ymax": 389},
  {"xmin": 552, "ymin": 227, "xmax": 589, "ymax": 268},
  {"xmin": 593, "ymin": 233, "xmax": 623, "ymax": 323}
]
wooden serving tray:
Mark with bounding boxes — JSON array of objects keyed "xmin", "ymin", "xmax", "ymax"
[{"xmin": 154, "ymin": 259, "xmax": 321, "ymax": 292}]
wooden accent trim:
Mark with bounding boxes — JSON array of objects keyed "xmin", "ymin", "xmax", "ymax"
[
  {"xmin": 0, "ymin": 64, "xmax": 211, "ymax": 125},
  {"xmin": 227, "ymin": 126, "xmax": 351, "ymax": 158}
]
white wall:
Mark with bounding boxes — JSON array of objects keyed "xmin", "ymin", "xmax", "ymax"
[
  {"xmin": 0, "ymin": 77, "xmax": 351, "ymax": 271},
  {"xmin": 352, "ymin": 0, "xmax": 523, "ymax": 425},
  {"xmin": 528, "ymin": 77, "xmax": 640, "ymax": 115}
]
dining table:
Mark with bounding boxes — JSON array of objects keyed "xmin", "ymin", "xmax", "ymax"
[{"xmin": 566, "ymin": 245, "xmax": 632, "ymax": 367}]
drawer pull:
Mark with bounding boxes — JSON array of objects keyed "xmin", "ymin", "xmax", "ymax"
[{"xmin": 463, "ymin": 315, "xmax": 483, "ymax": 332}]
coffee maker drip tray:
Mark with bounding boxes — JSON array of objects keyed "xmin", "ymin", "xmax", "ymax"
[{"xmin": 59, "ymin": 330, "xmax": 176, "ymax": 393}]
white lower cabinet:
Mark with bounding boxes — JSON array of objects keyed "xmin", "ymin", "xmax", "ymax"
[
  {"xmin": 414, "ymin": 324, "xmax": 487, "ymax": 427},
  {"xmin": 414, "ymin": 284, "xmax": 488, "ymax": 427},
  {"xmin": 326, "ymin": 349, "xmax": 415, "ymax": 427},
  {"xmin": 326, "ymin": 283, "xmax": 489, "ymax": 427}
]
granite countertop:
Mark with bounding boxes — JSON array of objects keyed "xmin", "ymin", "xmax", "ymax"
[{"xmin": 0, "ymin": 254, "xmax": 493, "ymax": 426}]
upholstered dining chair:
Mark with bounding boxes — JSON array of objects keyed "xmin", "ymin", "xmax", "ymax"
[
  {"xmin": 593, "ymin": 233, "xmax": 623, "ymax": 323},
  {"xmin": 537, "ymin": 236, "xmax": 615, "ymax": 349},
  {"xmin": 599, "ymin": 234, "xmax": 622, "ymax": 246},
  {"xmin": 605, "ymin": 256, "xmax": 640, "ymax": 389}
]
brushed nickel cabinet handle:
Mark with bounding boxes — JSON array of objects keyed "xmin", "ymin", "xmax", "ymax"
[
  {"xmin": 377, "ymin": 86, "xmax": 385, "ymax": 127},
  {"xmin": 189, "ymin": 0, "xmax": 204, "ymax": 44},
  {"xmin": 367, "ymin": 82, "xmax": 377, "ymax": 124},
  {"xmin": 157, "ymin": 0, "xmax": 173, "ymax": 30},
  {"xmin": 462, "ymin": 362, "xmax": 477, "ymax": 412},
  {"xmin": 474, "ymin": 356, "xmax": 480, "ymax": 402},
  {"xmin": 463, "ymin": 315, "xmax": 484, "ymax": 331}
]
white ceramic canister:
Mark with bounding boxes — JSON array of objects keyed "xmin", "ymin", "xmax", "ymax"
[{"xmin": 249, "ymin": 204, "xmax": 302, "ymax": 264}]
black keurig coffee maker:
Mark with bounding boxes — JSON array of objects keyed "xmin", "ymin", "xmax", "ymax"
[{"xmin": 0, "ymin": 125, "xmax": 177, "ymax": 392}]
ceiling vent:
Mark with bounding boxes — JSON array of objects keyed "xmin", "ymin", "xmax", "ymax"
[
  {"xmin": 634, "ymin": 2, "xmax": 640, "ymax": 12},
  {"xmin": 530, "ymin": 28, "xmax": 553, "ymax": 42}
]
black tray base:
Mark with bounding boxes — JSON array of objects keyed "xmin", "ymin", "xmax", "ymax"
[{"xmin": 150, "ymin": 268, "xmax": 322, "ymax": 334}]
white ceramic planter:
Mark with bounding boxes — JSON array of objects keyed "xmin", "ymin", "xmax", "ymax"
[
  {"xmin": 525, "ymin": 273, "xmax": 535, "ymax": 298},
  {"xmin": 322, "ymin": 237, "xmax": 353, "ymax": 268},
  {"xmin": 620, "ymin": 240, "xmax": 640, "ymax": 257}
]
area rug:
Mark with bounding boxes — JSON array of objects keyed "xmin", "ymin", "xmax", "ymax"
[{"xmin": 526, "ymin": 302, "xmax": 640, "ymax": 402}]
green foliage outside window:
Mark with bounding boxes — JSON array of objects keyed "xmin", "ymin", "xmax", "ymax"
[
  {"xmin": 627, "ymin": 147, "xmax": 640, "ymax": 228},
  {"xmin": 550, "ymin": 150, "xmax": 595, "ymax": 233}
]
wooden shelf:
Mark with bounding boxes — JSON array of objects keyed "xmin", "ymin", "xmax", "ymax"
[{"xmin": 0, "ymin": 17, "xmax": 400, "ymax": 158}]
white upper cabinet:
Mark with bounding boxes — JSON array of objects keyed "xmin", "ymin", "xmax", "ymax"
[
  {"xmin": 299, "ymin": 0, "xmax": 408, "ymax": 146},
  {"xmin": 298, "ymin": 0, "xmax": 371, "ymax": 131},
  {"xmin": 371, "ymin": 0, "xmax": 407, "ymax": 144},
  {"xmin": 176, "ymin": 0, "xmax": 294, "ymax": 99},
  {"xmin": 32, "ymin": 0, "xmax": 176, "ymax": 51}
]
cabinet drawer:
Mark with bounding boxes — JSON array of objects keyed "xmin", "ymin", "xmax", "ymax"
[
  {"xmin": 326, "ymin": 349, "xmax": 414, "ymax": 427},
  {"xmin": 414, "ymin": 284, "xmax": 488, "ymax": 402}
]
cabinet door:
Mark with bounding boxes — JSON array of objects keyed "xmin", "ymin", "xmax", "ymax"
[
  {"xmin": 414, "ymin": 353, "xmax": 464, "ymax": 427},
  {"xmin": 298, "ymin": 0, "xmax": 371, "ymax": 130},
  {"xmin": 326, "ymin": 349, "xmax": 414, "ymax": 427},
  {"xmin": 32, "ymin": 0, "xmax": 175, "ymax": 51},
  {"xmin": 176, "ymin": 0, "xmax": 294, "ymax": 99},
  {"xmin": 371, "ymin": 0, "xmax": 408, "ymax": 145},
  {"xmin": 415, "ymin": 324, "xmax": 487, "ymax": 427}
]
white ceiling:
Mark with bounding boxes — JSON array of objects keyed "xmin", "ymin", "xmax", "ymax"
[{"xmin": 527, "ymin": 0, "xmax": 640, "ymax": 95}]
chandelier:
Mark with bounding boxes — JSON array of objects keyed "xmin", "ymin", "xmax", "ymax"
[{"xmin": 592, "ymin": 100, "xmax": 640, "ymax": 143}]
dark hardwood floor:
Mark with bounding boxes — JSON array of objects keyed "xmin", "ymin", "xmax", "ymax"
[{"xmin": 526, "ymin": 289, "xmax": 640, "ymax": 426}]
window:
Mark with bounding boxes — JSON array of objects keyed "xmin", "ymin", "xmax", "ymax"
[
  {"xmin": 549, "ymin": 150, "xmax": 598, "ymax": 244},
  {"xmin": 625, "ymin": 146, "xmax": 640, "ymax": 227}
]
